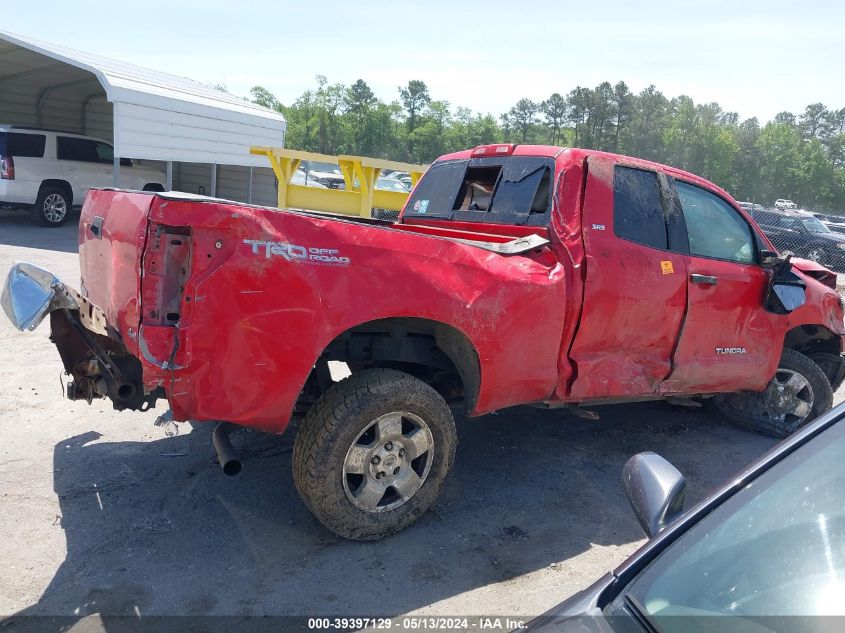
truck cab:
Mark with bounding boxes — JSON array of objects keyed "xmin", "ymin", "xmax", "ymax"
[{"xmin": 401, "ymin": 145, "xmax": 844, "ymax": 406}]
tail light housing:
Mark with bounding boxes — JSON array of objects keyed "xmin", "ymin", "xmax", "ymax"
[
  {"xmin": 471, "ymin": 144, "xmax": 515, "ymax": 157},
  {"xmin": 0, "ymin": 155, "xmax": 13, "ymax": 180}
]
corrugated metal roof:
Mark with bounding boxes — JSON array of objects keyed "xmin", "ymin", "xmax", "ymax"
[
  {"xmin": 0, "ymin": 30, "xmax": 285, "ymax": 166},
  {"xmin": 0, "ymin": 30, "xmax": 284, "ymax": 124}
]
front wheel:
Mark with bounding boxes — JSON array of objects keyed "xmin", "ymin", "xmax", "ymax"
[
  {"xmin": 713, "ymin": 349, "xmax": 833, "ymax": 437},
  {"xmin": 292, "ymin": 368, "xmax": 457, "ymax": 540}
]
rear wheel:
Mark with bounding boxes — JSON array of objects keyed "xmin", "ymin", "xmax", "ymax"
[
  {"xmin": 32, "ymin": 186, "xmax": 70, "ymax": 227},
  {"xmin": 713, "ymin": 349, "xmax": 832, "ymax": 437},
  {"xmin": 292, "ymin": 368, "xmax": 457, "ymax": 540}
]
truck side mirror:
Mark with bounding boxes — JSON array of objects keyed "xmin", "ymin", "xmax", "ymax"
[{"xmin": 622, "ymin": 452, "xmax": 686, "ymax": 537}]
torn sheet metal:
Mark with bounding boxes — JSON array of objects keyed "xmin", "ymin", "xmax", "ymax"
[{"xmin": 449, "ymin": 233, "xmax": 550, "ymax": 255}]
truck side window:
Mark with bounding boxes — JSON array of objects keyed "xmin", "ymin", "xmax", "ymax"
[
  {"xmin": 613, "ymin": 166, "xmax": 668, "ymax": 250},
  {"xmin": 675, "ymin": 181, "xmax": 755, "ymax": 264}
]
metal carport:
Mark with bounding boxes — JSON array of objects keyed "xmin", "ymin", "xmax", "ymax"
[{"xmin": 0, "ymin": 30, "xmax": 285, "ymax": 203}]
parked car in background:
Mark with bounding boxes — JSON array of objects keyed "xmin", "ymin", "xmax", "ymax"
[
  {"xmin": 291, "ymin": 167, "xmax": 328, "ymax": 188},
  {"xmin": 374, "ymin": 175, "xmax": 410, "ymax": 192},
  {"xmin": 751, "ymin": 208, "xmax": 845, "ymax": 270},
  {"xmin": 526, "ymin": 402, "xmax": 845, "ymax": 632},
  {"xmin": 812, "ymin": 212, "xmax": 845, "ymax": 235},
  {"xmin": 303, "ymin": 160, "xmax": 346, "ymax": 189},
  {"xmin": 384, "ymin": 169, "xmax": 413, "ymax": 190},
  {"xmin": 738, "ymin": 201, "xmax": 765, "ymax": 213},
  {"xmin": 775, "ymin": 198, "xmax": 798, "ymax": 210},
  {"xmin": 0, "ymin": 125, "xmax": 165, "ymax": 227}
]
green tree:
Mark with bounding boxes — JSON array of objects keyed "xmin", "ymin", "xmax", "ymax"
[
  {"xmin": 249, "ymin": 77, "xmax": 845, "ymax": 212},
  {"xmin": 250, "ymin": 85, "xmax": 283, "ymax": 112},
  {"xmin": 758, "ymin": 122, "xmax": 802, "ymax": 202},
  {"xmin": 399, "ymin": 80, "xmax": 431, "ymax": 155},
  {"xmin": 508, "ymin": 98, "xmax": 540, "ymax": 143},
  {"xmin": 344, "ymin": 79, "xmax": 377, "ymax": 154},
  {"xmin": 542, "ymin": 93, "xmax": 567, "ymax": 145}
]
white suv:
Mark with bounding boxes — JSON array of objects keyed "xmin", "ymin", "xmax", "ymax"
[
  {"xmin": 0, "ymin": 126, "xmax": 166, "ymax": 227},
  {"xmin": 775, "ymin": 198, "xmax": 798, "ymax": 210}
]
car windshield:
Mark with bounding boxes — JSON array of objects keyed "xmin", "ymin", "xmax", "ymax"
[
  {"xmin": 801, "ymin": 217, "xmax": 831, "ymax": 233},
  {"xmin": 621, "ymin": 420, "xmax": 845, "ymax": 629}
]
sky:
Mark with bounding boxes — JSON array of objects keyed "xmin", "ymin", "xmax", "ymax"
[{"xmin": 3, "ymin": 0, "xmax": 843, "ymax": 123}]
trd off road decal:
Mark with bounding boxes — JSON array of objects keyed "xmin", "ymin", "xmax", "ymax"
[
  {"xmin": 715, "ymin": 347, "xmax": 748, "ymax": 355},
  {"xmin": 243, "ymin": 239, "xmax": 351, "ymax": 266}
]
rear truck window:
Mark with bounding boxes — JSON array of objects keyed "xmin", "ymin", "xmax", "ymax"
[
  {"xmin": 404, "ymin": 156, "xmax": 554, "ymax": 226},
  {"xmin": 0, "ymin": 132, "xmax": 46, "ymax": 158}
]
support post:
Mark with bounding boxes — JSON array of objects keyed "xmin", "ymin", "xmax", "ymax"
[
  {"xmin": 210, "ymin": 163, "xmax": 217, "ymax": 198},
  {"xmin": 113, "ymin": 155, "xmax": 120, "ymax": 187},
  {"xmin": 248, "ymin": 166, "xmax": 254, "ymax": 204},
  {"xmin": 166, "ymin": 161, "xmax": 173, "ymax": 191}
]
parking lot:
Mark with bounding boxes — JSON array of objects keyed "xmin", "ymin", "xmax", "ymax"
[{"xmin": 1, "ymin": 209, "xmax": 844, "ymax": 620}]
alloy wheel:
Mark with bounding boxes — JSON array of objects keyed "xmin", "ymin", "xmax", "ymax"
[
  {"xmin": 42, "ymin": 193, "xmax": 67, "ymax": 224},
  {"xmin": 342, "ymin": 411, "xmax": 433, "ymax": 513}
]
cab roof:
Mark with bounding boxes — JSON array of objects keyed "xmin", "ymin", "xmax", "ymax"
[{"xmin": 436, "ymin": 144, "xmax": 735, "ymax": 203}]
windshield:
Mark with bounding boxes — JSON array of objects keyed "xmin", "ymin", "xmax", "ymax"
[
  {"xmin": 801, "ymin": 217, "xmax": 831, "ymax": 233},
  {"xmin": 619, "ymin": 420, "xmax": 845, "ymax": 629}
]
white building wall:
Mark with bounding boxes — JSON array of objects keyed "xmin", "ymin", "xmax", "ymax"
[
  {"xmin": 250, "ymin": 167, "xmax": 278, "ymax": 207},
  {"xmin": 174, "ymin": 163, "xmax": 213, "ymax": 197},
  {"xmin": 114, "ymin": 99, "xmax": 283, "ymax": 167}
]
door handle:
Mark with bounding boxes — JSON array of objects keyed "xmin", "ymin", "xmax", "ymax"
[{"xmin": 691, "ymin": 273, "xmax": 718, "ymax": 286}]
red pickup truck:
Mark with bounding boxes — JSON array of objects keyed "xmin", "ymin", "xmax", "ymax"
[{"xmin": 4, "ymin": 144, "xmax": 845, "ymax": 540}]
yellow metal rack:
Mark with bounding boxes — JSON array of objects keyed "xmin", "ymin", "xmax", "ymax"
[{"xmin": 250, "ymin": 146, "xmax": 427, "ymax": 218}]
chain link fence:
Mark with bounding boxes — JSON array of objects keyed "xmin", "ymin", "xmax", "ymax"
[{"xmin": 748, "ymin": 207, "xmax": 845, "ymax": 273}]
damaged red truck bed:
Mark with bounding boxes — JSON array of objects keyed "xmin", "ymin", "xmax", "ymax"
[{"xmin": 4, "ymin": 144, "xmax": 845, "ymax": 539}]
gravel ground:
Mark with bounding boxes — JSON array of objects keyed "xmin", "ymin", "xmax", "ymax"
[{"xmin": 1, "ymin": 208, "xmax": 843, "ymax": 620}]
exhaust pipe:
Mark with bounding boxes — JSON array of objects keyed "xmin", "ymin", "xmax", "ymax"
[{"xmin": 212, "ymin": 422, "xmax": 242, "ymax": 476}]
